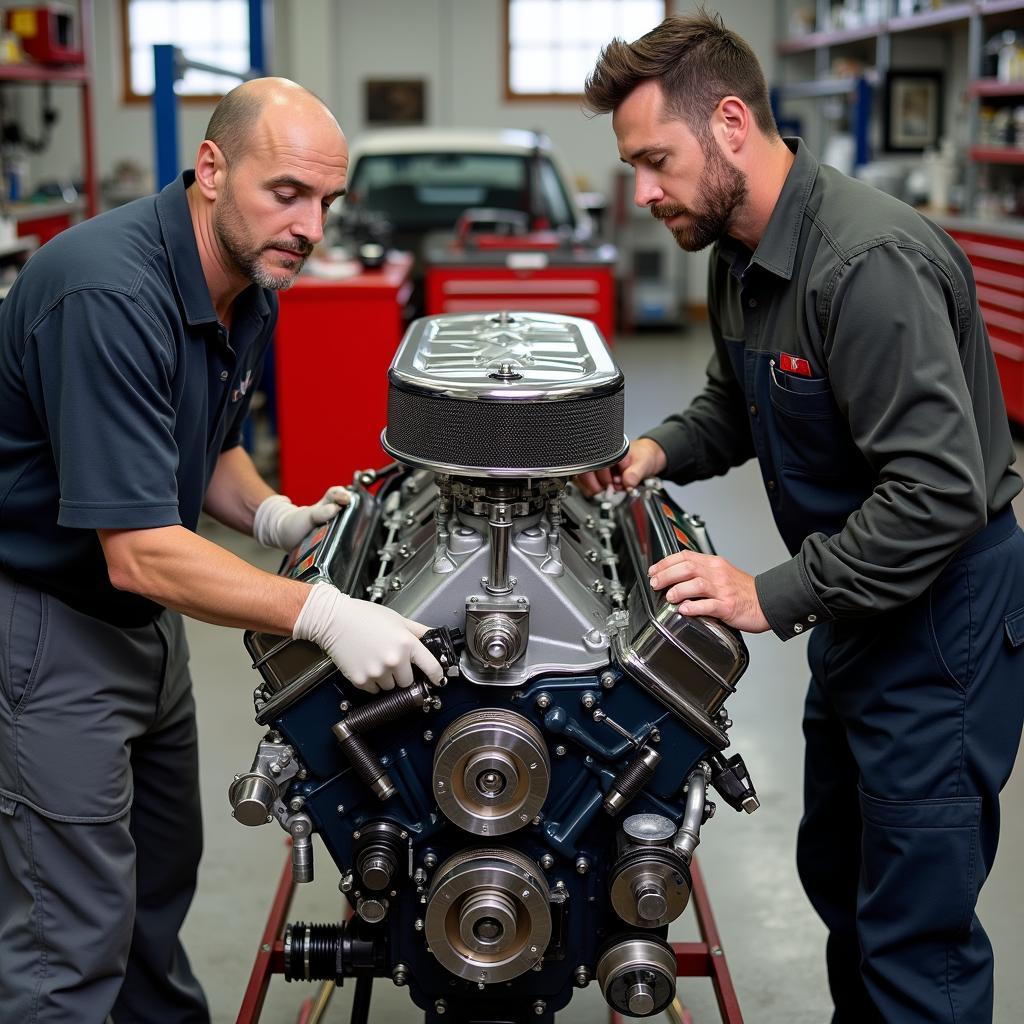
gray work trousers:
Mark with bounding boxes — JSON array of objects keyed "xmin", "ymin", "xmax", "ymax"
[{"xmin": 0, "ymin": 572, "xmax": 210, "ymax": 1024}]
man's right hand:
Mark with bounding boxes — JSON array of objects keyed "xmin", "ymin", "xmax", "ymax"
[
  {"xmin": 575, "ymin": 438, "xmax": 668, "ymax": 497},
  {"xmin": 292, "ymin": 583, "xmax": 443, "ymax": 693}
]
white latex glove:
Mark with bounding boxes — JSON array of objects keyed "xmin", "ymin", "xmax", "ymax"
[
  {"xmin": 292, "ymin": 583, "xmax": 443, "ymax": 693},
  {"xmin": 253, "ymin": 487, "xmax": 351, "ymax": 552}
]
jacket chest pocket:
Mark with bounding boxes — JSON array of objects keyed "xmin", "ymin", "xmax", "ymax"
[{"xmin": 766, "ymin": 360, "xmax": 861, "ymax": 480}]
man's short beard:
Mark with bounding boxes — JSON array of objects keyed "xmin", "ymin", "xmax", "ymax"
[
  {"xmin": 651, "ymin": 136, "xmax": 748, "ymax": 252},
  {"xmin": 214, "ymin": 180, "xmax": 312, "ymax": 291}
]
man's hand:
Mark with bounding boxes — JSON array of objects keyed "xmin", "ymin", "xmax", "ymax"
[
  {"xmin": 292, "ymin": 583, "xmax": 443, "ymax": 693},
  {"xmin": 575, "ymin": 438, "xmax": 668, "ymax": 497},
  {"xmin": 253, "ymin": 487, "xmax": 351, "ymax": 552},
  {"xmin": 648, "ymin": 550, "xmax": 770, "ymax": 633}
]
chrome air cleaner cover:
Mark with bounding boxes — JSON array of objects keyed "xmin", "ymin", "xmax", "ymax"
[{"xmin": 381, "ymin": 311, "xmax": 628, "ymax": 477}]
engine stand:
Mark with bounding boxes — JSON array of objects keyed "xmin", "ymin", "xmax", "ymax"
[{"xmin": 236, "ymin": 847, "xmax": 743, "ymax": 1024}]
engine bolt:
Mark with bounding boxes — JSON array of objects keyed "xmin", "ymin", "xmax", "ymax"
[
  {"xmin": 581, "ymin": 692, "xmax": 597, "ymax": 709},
  {"xmin": 413, "ymin": 868, "xmax": 426, "ymax": 886},
  {"xmin": 424, "ymin": 853, "xmax": 438, "ymax": 869},
  {"xmin": 339, "ymin": 701, "xmax": 351, "ymax": 712},
  {"xmin": 423, "ymin": 730, "xmax": 434, "ymax": 742},
  {"xmin": 574, "ymin": 965, "xmax": 589, "ymax": 987},
  {"xmin": 336, "ymin": 804, "xmax": 344, "ymax": 813},
  {"xmin": 533, "ymin": 1000, "xmax": 546, "ymax": 1015},
  {"xmin": 535, "ymin": 692, "xmax": 551, "ymax": 710},
  {"xmin": 288, "ymin": 797, "xmax": 304, "ymax": 812},
  {"xmin": 392, "ymin": 963, "xmax": 408, "ymax": 987},
  {"xmin": 554, "ymin": 745, "xmax": 566, "ymax": 757},
  {"xmin": 339, "ymin": 873, "xmax": 353, "ymax": 893},
  {"xmin": 575, "ymin": 856, "xmax": 589, "ymax": 874},
  {"xmin": 540, "ymin": 853, "xmax": 555, "ymax": 870},
  {"xmin": 414, "ymin": 917, "xmax": 424, "ymax": 931},
  {"xmin": 435, "ymin": 999, "xmax": 447, "ymax": 1015},
  {"xmin": 600, "ymin": 672, "xmax": 615, "ymax": 689},
  {"xmin": 352, "ymin": 831, "xmax": 361, "ymax": 840}
]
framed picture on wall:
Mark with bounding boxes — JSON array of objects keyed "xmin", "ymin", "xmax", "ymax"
[
  {"xmin": 365, "ymin": 80, "xmax": 426, "ymax": 125},
  {"xmin": 883, "ymin": 71, "xmax": 943, "ymax": 152}
]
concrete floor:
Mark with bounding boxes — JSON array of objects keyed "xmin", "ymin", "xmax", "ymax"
[{"xmin": 182, "ymin": 326, "xmax": 1024, "ymax": 1023}]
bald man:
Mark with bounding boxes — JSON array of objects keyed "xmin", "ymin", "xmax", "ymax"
[{"xmin": 0, "ymin": 78, "xmax": 440, "ymax": 1022}]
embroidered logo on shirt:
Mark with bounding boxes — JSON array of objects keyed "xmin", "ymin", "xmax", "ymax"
[
  {"xmin": 779, "ymin": 352, "xmax": 812, "ymax": 377},
  {"xmin": 231, "ymin": 369, "xmax": 253, "ymax": 403}
]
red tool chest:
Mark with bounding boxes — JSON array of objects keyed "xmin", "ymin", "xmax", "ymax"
[
  {"xmin": 274, "ymin": 254, "xmax": 413, "ymax": 504},
  {"xmin": 943, "ymin": 222, "xmax": 1024, "ymax": 427},
  {"xmin": 424, "ymin": 235, "xmax": 618, "ymax": 343}
]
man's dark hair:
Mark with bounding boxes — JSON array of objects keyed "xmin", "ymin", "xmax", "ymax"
[
  {"xmin": 204, "ymin": 84, "xmax": 263, "ymax": 162},
  {"xmin": 584, "ymin": 9, "xmax": 778, "ymax": 140}
]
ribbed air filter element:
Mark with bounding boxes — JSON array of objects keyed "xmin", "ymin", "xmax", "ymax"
[{"xmin": 381, "ymin": 311, "xmax": 627, "ymax": 478}]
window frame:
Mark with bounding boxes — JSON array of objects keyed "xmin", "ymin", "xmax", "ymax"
[
  {"xmin": 502, "ymin": 0, "xmax": 667, "ymax": 102},
  {"xmin": 119, "ymin": 0, "xmax": 250, "ymax": 106}
]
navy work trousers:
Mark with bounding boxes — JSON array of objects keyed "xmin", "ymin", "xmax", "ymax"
[
  {"xmin": 0, "ymin": 572, "xmax": 210, "ymax": 1023},
  {"xmin": 796, "ymin": 507, "xmax": 1024, "ymax": 1023}
]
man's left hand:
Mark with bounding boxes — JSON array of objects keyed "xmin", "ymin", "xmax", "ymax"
[
  {"xmin": 253, "ymin": 486, "xmax": 351, "ymax": 552},
  {"xmin": 648, "ymin": 551, "xmax": 770, "ymax": 633}
]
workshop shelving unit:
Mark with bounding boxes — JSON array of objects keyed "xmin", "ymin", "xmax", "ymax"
[
  {"xmin": 773, "ymin": 0, "xmax": 1024, "ymax": 424},
  {"xmin": 0, "ymin": 0, "xmax": 97, "ymax": 229}
]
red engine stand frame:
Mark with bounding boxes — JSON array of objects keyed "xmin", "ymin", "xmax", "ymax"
[{"xmin": 236, "ymin": 850, "xmax": 743, "ymax": 1024}]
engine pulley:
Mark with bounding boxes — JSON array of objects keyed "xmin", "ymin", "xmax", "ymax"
[
  {"xmin": 609, "ymin": 847, "xmax": 692, "ymax": 929},
  {"xmin": 596, "ymin": 935, "xmax": 677, "ymax": 1017},
  {"xmin": 424, "ymin": 846, "xmax": 551, "ymax": 983},
  {"xmin": 432, "ymin": 709, "xmax": 550, "ymax": 835}
]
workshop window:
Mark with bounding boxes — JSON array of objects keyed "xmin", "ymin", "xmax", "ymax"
[
  {"xmin": 121, "ymin": 0, "xmax": 251, "ymax": 103},
  {"xmin": 505, "ymin": 0, "xmax": 665, "ymax": 99}
]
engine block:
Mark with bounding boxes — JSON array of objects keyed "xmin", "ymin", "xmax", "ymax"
[{"xmin": 230, "ymin": 312, "xmax": 758, "ymax": 1022}]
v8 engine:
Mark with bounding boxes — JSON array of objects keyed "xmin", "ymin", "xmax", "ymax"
[{"xmin": 230, "ymin": 312, "xmax": 759, "ymax": 1022}]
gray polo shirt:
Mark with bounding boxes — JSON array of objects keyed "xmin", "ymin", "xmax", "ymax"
[
  {"xmin": 645, "ymin": 139, "xmax": 1021, "ymax": 640},
  {"xmin": 0, "ymin": 172, "xmax": 276, "ymax": 626}
]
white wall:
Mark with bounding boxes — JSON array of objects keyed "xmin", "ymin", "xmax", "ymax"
[{"xmin": 27, "ymin": 0, "xmax": 776, "ymax": 301}]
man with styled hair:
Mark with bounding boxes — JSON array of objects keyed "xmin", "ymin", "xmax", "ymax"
[
  {"xmin": 0, "ymin": 77, "xmax": 441, "ymax": 1022},
  {"xmin": 579, "ymin": 11, "xmax": 1024, "ymax": 1022}
]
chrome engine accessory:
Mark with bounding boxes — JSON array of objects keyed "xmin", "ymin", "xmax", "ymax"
[
  {"xmin": 424, "ymin": 847, "xmax": 551, "ymax": 983},
  {"xmin": 381, "ymin": 311, "xmax": 628, "ymax": 478},
  {"xmin": 228, "ymin": 735, "xmax": 301, "ymax": 826},
  {"xmin": 229, "ymin": 312, "xmax": 758, "ymax": 1023},
  {"xmin": 597, "ymin": 935, "xmax": 678, "ymax": 1018},
  {"xmin": 433, "ymin": 709, "xmax": 550, "ymax": 835},
  {"xmin": 610, "ymin": 811, "xmax": 693, "ymax": 929}
]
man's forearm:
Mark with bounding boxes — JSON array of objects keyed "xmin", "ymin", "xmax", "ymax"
[
  {"xmin": 98, "ymin": 524, "xmax": 307, "ymax": 634},
  {"xmin": 203, "ymin": 445, "xmax": 276, "ymax": 534}
]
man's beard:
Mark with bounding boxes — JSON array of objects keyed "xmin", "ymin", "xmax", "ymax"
[
  {"xmin": 214, "ymin": 184, "xmax": 312, "ymax": 291},
  {"xmin": 650, "ymin": 138, "xmax": 748, "ymax": 252}
]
